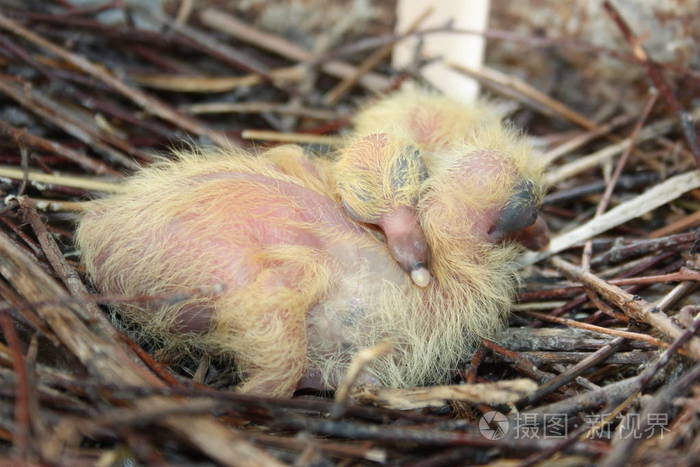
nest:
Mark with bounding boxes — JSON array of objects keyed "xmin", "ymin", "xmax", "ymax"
[{"xmin": 0, "ymin": 1, "xmax": 699, "ymax": 465}]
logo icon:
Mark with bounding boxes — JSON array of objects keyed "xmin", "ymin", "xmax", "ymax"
[{"xmin": 479, "ymin": 411, "xmax": 509, "ymax": 440}]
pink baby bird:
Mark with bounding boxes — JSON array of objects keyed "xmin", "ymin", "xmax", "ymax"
[
  {"xmin": 336, "ymin": 90, "xmax": 549, "ymax": 286},
  {"xmin": 76, "ymin": 91, "xmax": 546, "ymax": 397}
]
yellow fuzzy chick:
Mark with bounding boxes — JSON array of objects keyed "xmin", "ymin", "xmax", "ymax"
[
  {"xmin": 76, "ymin": 131, "xmax": 539, "ymax": 397},
  {"xmin": 335, "ymin": 89, "xmax": 548, "ymax": 287}
]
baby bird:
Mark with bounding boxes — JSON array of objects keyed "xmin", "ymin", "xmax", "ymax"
[
  {"xmin": 335, "ymin": 90, "xmax": 549, "ymax": 286},
  {"xmin": 76, "ymin": 92, "xmax": 546, "ymax": 398}
]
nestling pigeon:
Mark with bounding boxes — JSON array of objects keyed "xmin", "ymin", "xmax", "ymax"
[{"xmin": 76, "ymin": 92, "xmax": 546, "ymax": 397}]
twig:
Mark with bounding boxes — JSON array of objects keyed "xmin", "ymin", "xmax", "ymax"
[
  {"xmin": 591, "ymin": 232, "xmax": 697, "ymax": 267},
  {"xmin": 241, "ymin": 130, "xmax": 343, "ymax": 146},
  {"xmin": 516, "ymin": 351, "xmax": 654, "ymax": 366},
  {"xmin": 650, "ymin": 210, "xmax": 700, "ymax": 238},
  {"xmin": 0, "ymin": 305, "xmax": 32, "ymax": 458},
  {"xmin": 600, "ymin": 363, "xmax": 700, "ymax": 467},
  {"xmin": 542, "ymin": 113, "xmax": 636, "ymax": 165},
  {"xmin": 580, "ymin": 91, "xmax": 658, "ymax": 267},
  {"xmin": 130, "ymin": 66, "xmax": 303, "ymax": 92},
  {"xmin": 19, "ymin": 198, "xmax": 126, "ymax": 342},
  {"xmin": 603, "ymin": 1, "xmax": 700, "ymax": 169},
  {"xmin": 323, "ymin": 7, "xmax": 433, "ymax": 105},
  {"xmin": 183, "ymin": 101, "xmax": 337, "ymax": 120},
  {"xmin": 332, "ymin": 341, "xmax": 393, "ymax": 417},
  {"xmin": 595, "ymin": 92, "xmax": 658, "ymax": 218},
  {"xmin": 133, "ymin": 4, "xmax": 272, "ymax": 79},
  {"xmin": 543, "ymin": 107, "xmax": 700, "ymax": 185},
  {"xmin": 551, "ymin": 257, "xmax": 700, "ymax": 360},
  {"xmin": 0, "ymin": 231, "xmax": 282, "ymax": 466},
  {"xmin": 199, "ymin": 8, "xmax": 391, "ymax": 92},
  {"xmin": 0, "ymin": 166, "xmax": 122, "ymax": 193},
  {"xmin": 0, "ymin": 12, "xmax": 230, "ymax": 147},
  {"xmin": 278, "ymin": 417, "xmax": 608, "ymax": 455},
  {"xmin": 521, "ymin": 312, "xmax": 671, "ymax": 351},
  {"xmin": 353, "ymin": 379, "xmax": 537, "ymax": 410},
  {"xmin": 481, "ymin": 339, "xmax": 554, "ymax": 382},
  {"xmin": 544, "ymin": 172, "xmax": 658, "ymax": 205},
  {"xmin": 450, "ymin": 64, "xmax": 598, "ymax": 130},
  {"xmin": 0, "ymin": 120, "xmax": 115, "ymax": 175},
  {"xmin": 0, "ymin": 77, "xmax": 139, "ymax": 170},
  {"xmin": 522, "ymin": 171, "xmax": 700, "ymax": 265}
]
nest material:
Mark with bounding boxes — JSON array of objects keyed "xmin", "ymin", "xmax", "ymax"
[{"xmin": 0, "ymin": 1, "xmax": 698, "ymax": 465}]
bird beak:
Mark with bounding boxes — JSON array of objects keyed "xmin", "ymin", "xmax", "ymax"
[
  {"xmin": 506, "ymin": 215, "xmax": 550, "ymax": 251},
  {"xmin": 488, "ymin": 180, "xmax": 549, "ymax": 251},
  {"xmin": 410, "ymin": 263, "xmax": 431, "ymax": 288},
  {"xmin": 378, "ymin": 206, "xmax": 432, "ymax": 288}
]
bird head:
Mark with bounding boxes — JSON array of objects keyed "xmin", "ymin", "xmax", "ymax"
[{"xmin": 335, "ymin": 133, "xmax": 432, "ymax": 287}]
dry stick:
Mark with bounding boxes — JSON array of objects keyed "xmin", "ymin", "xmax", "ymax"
[
  {"xmin": 0, "ymin": 28, "xmax": 162, "ymax": 160},
  {"xmin": 501, "ymin": 327, "xmax": 656, "ymax": 352},
  {"xmin": 184, "ymin": 101, "xmax": 337, "ymax": 120},
  {"xmin": 603, "ymin": 1, "xmax": 700, "ymax": 169},
  {"xmin": 0, "ymin": 78, "xmax": 138, "ymax": 170},
  {"xmin": 130, "ymin": 66, "xmax": 304, "ymax": 93},
  {"xmin": 173, "ymin": 0, "xmax": 194, "ymax": 27},
  {"xmin": 522, "ymin": 170, "xmax": 700, "ymax": 265},
  {"xmin": 3, "ymin": 73, "xmax": 156, "ymax": 165},
  {"xmin": 586, "ymin": 290, "xmax": 629, "ymax": 322},
  {"xmin": 0, "ymin": 278, "xmax": 57, "ymax": 345},
  {"xmin": 279, "ymin": 13, "xmax": 354, "ymax": 132},
  {"xmin": 542, "ymin": 113, "xmax": 635, "ymax": 165},
  {"xmin": 581, "ymin": 92, "xmax": 658, "ymax": 267},
  {"xmin": 323, "ymin": 7, "xmax": 433, "ymax": 105},
  {"xmin": 518, "ymin": 359, "xmax": 661, "ymax": 422},
  {"xmin": 0, "ymin": 166, "xmax": 122, "ymax": 193},
  {"xmin": 332, "ymin": 341, "xmax": 393, "ymax": 418},
  {"xmin": 134, "ymin": 5, "xmax": 271, "ymax": 79},
  {"xmin": 0, "ymin": 232, "xmax": 158, "ymax": 386},
  {"xmin": 581, "ymin": 391, "xmax": 639, "ymax": 441},
  {"xmin": 450, "ymin": 64, "xmax": 598, "ymax": 130},
  {"xmin": 0, "ymin": 306, "xmax": 32, "ymax": 458},
  {"xmin": 640, "ymin": 307, "xmax": 700, "ymax": 389},
  {"xmin": 579, "ymin": 93, "xmax": 658, "ymax": 326},
  {"xmin": 0, "ymin": 120, "xmax": 115, "ymax": 176},
  {"xmin": 0, "ymin": 231, "xmax": 282, "ymax": 467},
  {"xmin": 24, "ymin": 335, "xmax": 46, "ymax": 440},
  {"xmin": 0, "ymin": 286, "xmax": 224, "ymax": 317},
  {"xmin": 19, "ymin": 198, "xmax": 124, "ymax": 342},
  {"xmin": 55, "ymin": 0, "xmax": 122, "ymax": 18},
  {"xmin": 199, "ymin": 7, "xmax": 391, "ymax": 92},
  {"xmin": 481, "ymin": 338, "xmax": 554, "ymax": 383},
  {"xmin": 519, "ymin": 390, "xmax": 638, "ymax": 467},
  {"xmin": 321, "ymin": 22, "xmax": 700, "ymax": 81},
  {"xmin": 17, "ymin": 198, "xmax": 88, "ymax": 212},
  {"xmin": 658, "ymin": 284, "xmax": 700, "ymax": 318},
  {"xmin": 601, "ymin": 363, "xmax": 700, "ymax": 467},
  {"xmin": 551, "ymin": 257, "xmax": 700, "ymax": 360},
  {"xmin": 245, "ymin": 432, "xmax": 386, "ymax": 464},
  {"xmin": 279, "ymin": 416, "xmax": 607, "ymax": 456},
  {"xmin": 353, "ymin": 379, "xmax": 537, "ymax": 411},
  {"xmin": 543, "ymin": 107, "xmax": 700, "ymax": 185},
  {"xmin": 591, "ymin": 232, "xmax": 697, "ymax": 267},
  {"xmin": 517, "ymin": 267, "xmax": 700, "ymax": 302},
  {"xmin": 241, "ymin": 130, "xmax": 343, "ymax": 146},
  {"xmin": 602, "ymin": 307, "xmax": 700, "ymax": 466},
  {"xmin": 650, "ymin": 210, "xmax": 700, "ymax": 238},
  {"xmin": 521, "ymin": 311, "xmax": 673, "ymax": 352},
  {"xmin": 544, "ymin": 172, "xmax": 659, "ymax": 205},
  {"xmin": 606, "ymin": 268, "xmax": 700, "ymax": 287},
  {"xmin": 0, "ymin": 13, "xmax": 230, "ymax": 148},
  {"xmin": 519, "ymin": 351, "xmax": 653, "ymax": 366}
]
